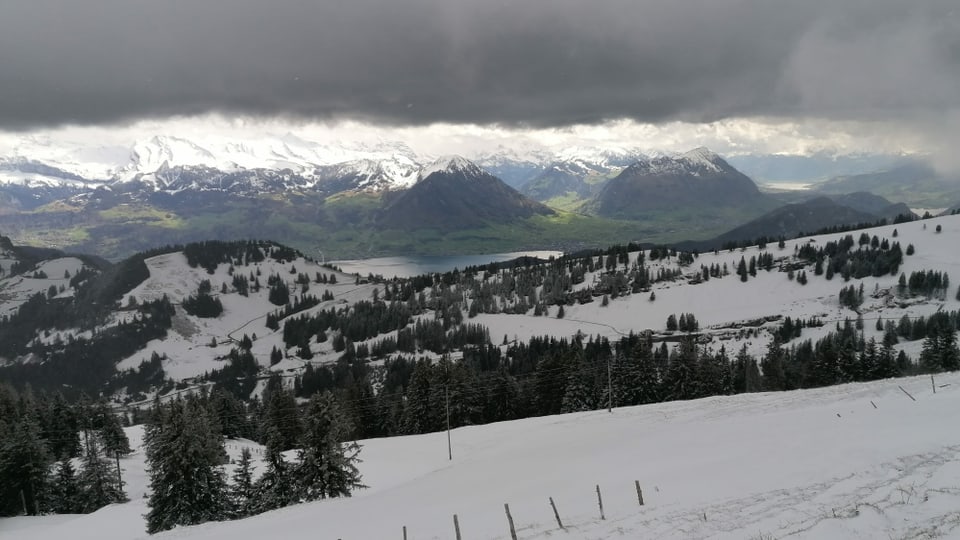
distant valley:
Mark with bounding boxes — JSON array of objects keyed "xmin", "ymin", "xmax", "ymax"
[{"xmin": 0, "ymin": 136, "xmax": 955, "ymax": 261}]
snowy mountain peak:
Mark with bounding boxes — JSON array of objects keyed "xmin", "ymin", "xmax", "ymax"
[
  {"xmin": 623, "ymin": 147, "xmax": 729, "ymax": 177},
  {"xmin": 679, "ymin": 147, "xmax": 724, "ymax": 171},
  {"xmin": 418, "ymin": 155, "xmax": 486, "ymax": 181}
]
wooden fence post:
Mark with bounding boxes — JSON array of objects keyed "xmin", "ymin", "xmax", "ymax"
[
  {"xmin": 549, "ymin": 497, "xmax": 564, "ymax": 529},
  {"xmin": 596, "ymin": 484, "xmax": 605, "ymax": 520},
  {"xmin": 504, "ymin": 503, "xmax": 518, "ymax": 540},
  {"xmin": 635, "ymin": 480, "xmax": 645, "ymax": 506},
  {"xmin": 453, "ymin": 514, "xmax": 462, "ymax": 540}
]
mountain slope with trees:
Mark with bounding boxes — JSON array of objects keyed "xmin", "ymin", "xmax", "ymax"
[
  {"xmin": 378, "ymin": 156, "xmax": 554, "ymax": 230},
  {"xmin": 584, "ymin": 148, "xmax": 773, "ymax": 219}
]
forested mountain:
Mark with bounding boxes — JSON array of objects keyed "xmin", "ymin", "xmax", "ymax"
[
  {"xmin": 584, "ymin": 148, "xmax": 773, "ymax": 219},
  {"xmin": 824, "ymin": 192, "xmax": 914, "ymax": 221},
  {"xmin": 692, "ymin": 197, "xmax": 893, "ymax": 250},
  {"xmin": 378, "ymin": 156, "xmax": 554, "ymax": 230},
  {"xmin": 813, "ymin": 160, "xmax": 960, "ymax": 208},
  {"xmin": 3, "ymin": 214, "xmax": 960, "ymax": 535},
  {"xmin": 0, "ymin": 142, "xmax": 941, "ymax": 262},
  {"xmin": 1, "ymin": 213, "xmax": 958, "ymax": 410}
]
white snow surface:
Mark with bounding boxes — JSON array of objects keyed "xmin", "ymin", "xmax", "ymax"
[
  {"xmin": 0, "ymin": 136, "xmax": 754, "ymax": 195},
  {"xmin": 417, "ymin": 155, "xmax": 487, "ymax": 181},
  {"xmin": 5, "ymin": 373, "xmax": 960, "ymax": 540},
  {"xmin": 0, "ymin": 257, "xmax": 85, "ymax": 318},
  {"xmin": 7, "ymin": 215, "xmax": 960, "ymax": 386},
  {"xmin": 117, "ymin": 251, "xmax": 380, "ymax": 382},
  {"xmin": 624, "ymin": 147, "xmax": 729, "ymax": 178},
  {"xmin": 3, "ymin": 220, "xmax": 960, "ymax": 538}
]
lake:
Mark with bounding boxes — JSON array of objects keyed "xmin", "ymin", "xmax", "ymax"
[{"xmin": 329, "ymin": 250, "xmax": 564, "ymax": 279}]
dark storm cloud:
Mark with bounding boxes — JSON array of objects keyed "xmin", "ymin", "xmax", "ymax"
[{"xmin": 0, "ymin": 0, "xmax": 956, "ymax": 129}]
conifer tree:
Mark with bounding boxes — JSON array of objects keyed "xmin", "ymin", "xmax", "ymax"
[
  {"xmin": 401, "ymin": 359, "xmax": 438, "ymax": 434},
  {"xmin": 760, "ymin": 338, "xmax": 786, "ymax": 391},
  {"xmin": 46, "ymin": 392, "xmax": 81, "ymax": 460},
  {"xmin": 252, "ymin": 426, "xmax": 296, "ymax": 513},
  {"xmin": 98, "ymin": 408, "xmax": 131, "ymax": 457},
  {"xmin": 860, "ymin": 338, "xmax": 880, "ymax": 380},
  {"xmin": 920, "ymin": 317, "xmax": 960, "ymax": 372},
  {"xmin": 228, "ymin": 447, "xmax": 255, "ymax": 518},
  {"xmin": 628, "ymin": 338, "xmax": 661, "ymax": 404},
  {"xmin": 296, "ymin": 392, "xmax": 364, "ymax": 501},
  {"xmin": 560, "ymin": 352, "xmax": 594, "ymax": 413},
  {"xmin": 260, "ymin": 378, "xmax": 301, "ymax": 451},
  {"xmin": 661, "ymin": 338, "xmax": 700, "ymax": 400},
  {"xmin": 876, "ymin": 340, "xmax": 899, "ymax": 379},
  {"xmin": 666, "ymin": 314, "xmax": 678, "ymax": 331},
  {"xmin": 50, "ymin": 459, "xmax": 81, "ymax": 514},
  {"xmin": 145, "ymin": 399, "xmax": 228, "ymax": 534},
  {"xmin": 732, "ymin": 345, "xmax": 761, "ymax": 393},
  {"xmin": 77, "ymin": 435, "xmax": 126, "ymax": 513},
  {"xmin": 0, "ymin": 415, "xmax": 52, "ymax": 516}
]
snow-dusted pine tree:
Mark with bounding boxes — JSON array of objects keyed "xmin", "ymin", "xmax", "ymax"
[
  {"xmin": 98, "ymin": 407, "xmax": 131, "ymax": 457},
  {"xmin": 50, "ymin": 459, "xmax": 81, "ymax": 514},
  {"xmin": 296, "ymin": 392, "xmax": 364, "ymax": 501},
  {"xmin": 251, "ymin": 426, "xmax": 296, "ymax": 513},
  {"xmin": 77, "ymin": 434, "xmax": 126, "ymax": 513},
  {"xmin": 145, "ymin": 398, "xmax": 228, "ymax": 534},
  {"xmin": 228, "ymin": 447, "xmax": 255, "ymax": 518}
]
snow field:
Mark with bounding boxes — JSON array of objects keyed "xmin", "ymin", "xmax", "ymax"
[
  {"xmin": 6, "ymin": 371, "xmax": 960, "ymax": 540},
  {"xmin": 117, "ymin": 250, "xmax": 382, "ymax": 382},
  {"xmin": 0, "ymin": 256, "xmax": 85, "ymax": 318},
  {"xmin": 102, "ymin": 214, "xmax": 960, "ymax": 405}
]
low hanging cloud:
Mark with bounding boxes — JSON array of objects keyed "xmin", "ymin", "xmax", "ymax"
[{"xmin": 0, "ymin": 0, "xmax": 956, "ymax": 130}]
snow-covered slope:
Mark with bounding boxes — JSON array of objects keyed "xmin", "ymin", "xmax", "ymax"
[
  {"xmin": 114, "ymin": 251, "xmax": 380, "ymax": 382},
  {"xmin": 5, "ymin": 215, "xmax": 960, "ymax": 388},
  {"xmin": 0, "ymin": 137, "xmax": 735, "ymax": 197},
  {"xmin": 417, "ymin": 154, "xmax": 488, "ymax": 181},
  {"xmin": 1, "ymin": 134, "xmax": 426, "ymax": 191},
  {"xmin": 0, "ymin": 256, "xmax": 86, "ymax": 318},
  {"xmin": 8, "ymin": 371, "xmax": 960, "ymax": 540}
]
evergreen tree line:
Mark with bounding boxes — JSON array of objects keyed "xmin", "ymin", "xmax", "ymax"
[
  {"xmin": 900, "ymin": 269, "xmax": 950, "ymax": 298},
  {"xmin": 144, "ymin": 386, "xmax": 362, "ymax": 534},
  {"xmin": 109, "ymin": 351, "xmax": 171, "ymax": 400},
  {"xmin": 181, "ymin": 279, "xmax": 224, "ymax": 318},
  {"xmin": 666, "ymin": 313, "xmax": 700, "ymax": 332},
  {"xmin": 264, "ymin": 293, "xmax": 325, "ymax": 330},
  {"xmin": 795, "ymin": 234, "xmax": 903, "ymax": 280},
  {"xmin": 182, "ymin": 240, "xmax": 288, "ymax": 274},
  {"xmin": 0, "ymin": 297, "xmax": 176, "ymax": 396},
  {"xmin": 0, "ymin": 385, "xmax": 130, "ymax": 517},
  {"xmin": 227, "ymin": 322, "xmax": 956, "ymax": 442},
  {"xmin": 795, "ymin": 215, "xmax": 909, "ymax": 240}
]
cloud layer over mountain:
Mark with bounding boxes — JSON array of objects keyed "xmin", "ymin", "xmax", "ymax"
[{"xmin": 1, "ymin": 0, "xmax": 956, "ymax": 130}]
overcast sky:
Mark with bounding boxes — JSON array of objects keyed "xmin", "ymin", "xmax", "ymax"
[{"xmin": 0, "ymin": 0, "xmax": 957, "ymax": 162}]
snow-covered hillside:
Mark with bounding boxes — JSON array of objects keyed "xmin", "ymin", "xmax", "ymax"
[
  {"xmin": 4, "ymin": 217, "xmax": 960, "ymax": 540},
  {"xmin": 5, "ymin": 215, "xmax": 960, "ymax": 394},
  {"xmin": 0, "ymin": 256, "xmax": 86, "ymax": 318},
  {"xmin": 112, "ymin": 250, "xmax": 380, "ymax": 383},
  {"xmin": 6, "ymin": 371, "xmax": 960, "ymax": 540},
  {"xmin": 0, "ymin": 133, "xmax": 750, "ymax": 197}
]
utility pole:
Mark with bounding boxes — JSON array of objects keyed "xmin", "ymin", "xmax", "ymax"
[
  {"xmin": 607, "ymin": 355, "xmax": 613, "ymax": 413},
  {"xmin": 445, "ymin": 386, "xmax": 452, "ymax": 461},
  {"xmin": 115, "ymin": 451, "xmax": 123, "ymax": 493}
]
